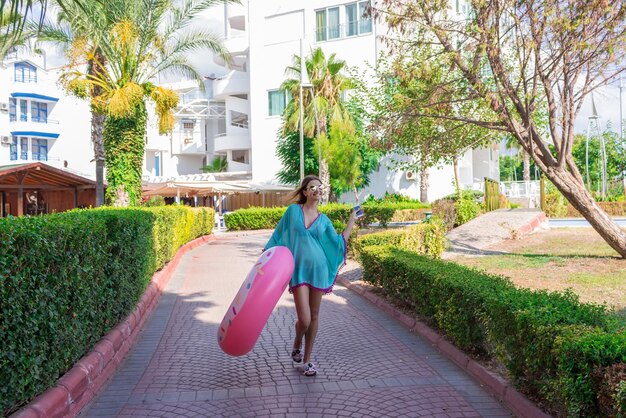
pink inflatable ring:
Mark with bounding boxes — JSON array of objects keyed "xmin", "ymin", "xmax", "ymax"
[{"xmin": 218, "ymin": 246, "xmax": 295, "ymax": 356}]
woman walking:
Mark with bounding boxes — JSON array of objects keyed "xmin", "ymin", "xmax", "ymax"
[{"xmin": 264, "ymin": 175, "xmax": 359, "ymax": 376}]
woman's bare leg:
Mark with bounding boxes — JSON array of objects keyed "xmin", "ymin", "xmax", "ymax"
[
  {"xmin": 303, "ymin": 289, "xmax": 323, "ymax": 364},
  {"xmin": 292, "ymin": 286, "xmax": 311, "ymax": 351}
]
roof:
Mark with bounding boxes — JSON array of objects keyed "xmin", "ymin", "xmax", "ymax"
[
  {"xmin": 143, "ymin": 180, "xmax": 293, "ymax": 197},
  {"xmin": 0, "ymin": 162, "xmax": 98, "ymax": 188}
]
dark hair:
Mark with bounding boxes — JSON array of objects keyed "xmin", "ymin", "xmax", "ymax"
[{"xmin": 291, "ymin": 175, "xmax": 321, "ymax": 204}]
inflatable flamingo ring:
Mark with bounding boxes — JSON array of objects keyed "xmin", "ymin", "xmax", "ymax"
[{"xmin": 218, "ymin": 246, "xmax": 294, "ymax": 356}]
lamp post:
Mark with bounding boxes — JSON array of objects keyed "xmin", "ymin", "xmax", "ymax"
[{"xmin": 299, "ymin": 39, "xmax": 312, "ymax": 183}]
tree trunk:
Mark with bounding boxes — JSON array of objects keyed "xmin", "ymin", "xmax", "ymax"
[
  {"xmin": 103, "ymin": 103, "xmax": 147, "ymax": 206},
  {"xmin": 89, "ymin": 49, "xmax": 106, "ymax": 206},
  {"xmin": 546, "ymin": 165, "xmax": 626, "ymax": 257},
  {"xmin": 91, "ymin": 112, "xmax": 105, "ymax": 206},
  {"xmin": 419, "ymin": 165, "xmax": 429, "ymax": 203},
  {"xmin": 453, "ymin": 157, "xmax": 461, "ymax": 195},
  {"xmin": 320, "ymin": 158, "xmax": 330, "ymax": 204},
  {"xmin": 522, "ymin": 150, "xmax": 531, "ymax": 182}
]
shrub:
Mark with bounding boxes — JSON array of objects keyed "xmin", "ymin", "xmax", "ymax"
[
  {"xmin": 356, "ymin": 245, "xmax": 624, "ymax": 417},
  {"xmin": 354, "ymin": 218, "xmax": 447, "ymax": 259},
  {"xmin": 0, "ymin": 206, "xmax": 213, "ymax": 415},
  {"xmin": 142, "ymin": 195, "xmax": 166, "ymax": 207},
  {"xmin": 543, "ymin": 183, "xmax": 569, "ymax": 217},
  {"xmin": 224, "ymin": 202, "xmax": 430, "ymax": 230},
  {"xmin": 432, "ymin": 198, "xmax": 456, "ymax": 230},
  {"xmin": 455, "ymin": 197, "xmax": 481, "ymax": 226},
  {"xmin": 442, "ymin": 189, "xmax": 485, "ymax": 201}
]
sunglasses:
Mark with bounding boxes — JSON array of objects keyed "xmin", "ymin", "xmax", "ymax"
[{"xmin": 306, "ymin": 184, "xmax": 327, "ymax": 193}]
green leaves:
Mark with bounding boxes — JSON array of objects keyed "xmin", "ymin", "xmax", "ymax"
[{"xmin": 0, "ymin": 206, "xmax": 214, "ymax": 415}]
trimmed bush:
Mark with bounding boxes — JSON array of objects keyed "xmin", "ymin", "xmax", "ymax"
[
  {"xmin": 356, "ymin": 245, "xmax": 624, "ymax": 416},
  {"xmin": 0, "ymin": 206, "xmax": 213, "ymax": 415},
  {"xmin": 354, "ymin": 219, "xmax": 447, "ymax": 259},
  {"xmin": 224, "ymin": 207, "xmax": 287, "ymax": 231},
  {"xmin": 224, "ymin": 202, "xmax": 430, "ymax": 231}
]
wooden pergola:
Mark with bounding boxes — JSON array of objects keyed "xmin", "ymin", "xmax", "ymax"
[{"xmin": 0, "ymin": 162, "xmax": 98, "ymax": 217}]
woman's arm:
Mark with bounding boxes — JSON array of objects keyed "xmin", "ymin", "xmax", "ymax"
[{"xmin": 341, "ymin": 208, "xmax": 358, "ymax": 240}]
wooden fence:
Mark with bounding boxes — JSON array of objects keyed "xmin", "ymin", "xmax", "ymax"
[{"xmin": 484, "ymin": 177, "xmax": 501, "ymax": 212}]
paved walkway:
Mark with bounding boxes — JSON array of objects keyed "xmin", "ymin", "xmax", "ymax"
[
  {"xmin": 81, "ymin": 232, "xmax": 512, "ymax": 418},
  {"xmin": 445, "ymin": 209, "xmax": 546, "ymax": 257}
]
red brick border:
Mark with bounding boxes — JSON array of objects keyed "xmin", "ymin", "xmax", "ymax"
[
  {"xmin": 515, "ymin": 211, "xmax": 548, "ymax": 239},
  {"xmin": 13, "ymin": 235, "xmax": 216, "ymax": 418},
  {"xmin": 336, "ymin": 275, "xmax": 552, "ymax": 418}
]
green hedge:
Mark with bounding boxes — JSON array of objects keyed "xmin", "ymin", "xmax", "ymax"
[
  {"xmin": 354, "ymin": 219, "xmax": 447, "ymax": 259},
  {"xmin": 0, "ymin": 206, "xmax": 214, "ymax": 415},
  {"xmin": 224, "ymin": 202, "xmax": 430, "ymax": 231},
  {"xmin": 356, "ymin": 245, "xmax": 625, "ymax": 417}
]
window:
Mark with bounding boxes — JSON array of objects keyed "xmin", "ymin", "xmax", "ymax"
[
  {"xmin": 14, "ymin": 62, "xmax": 37, "ymax": 83},
  {"xmin": 346, "ymin": 1, "xmax": 372, "ymax": 36},
  {"xmin": 9, "ymin": 98, "xmax": 16, "ymax": 122},
  {"xmin": 316, "ymin": 7, "xmax": 340, "ymax": 41},
  {"xmin": 9, "ymin": 137, "xmax": 17, "ymax": 160},
  {"xmin": 154, "ymin": 154, "xmax": 161, "ymax": 176},
  {"xmin": 20, "ymin": 137, "xmax": 28, "ymax": 160},
  {"xmin": 31, "ymin": 138, "xmax": 48, "ymax": 161},
  {"xmin": 346, "ymin": 3, "xmax": 358, "ymax": 36},
  {"xmin": 182, "ymin": 120, "xmax": 195, "ymax": 130},
  {"xmin": 19, "ymin": 100, "xmax": 27, "ymax": 121},
  {"xmin": 268, "ymin": 90, "xmax": 291, "ymax": 116},
  {"xmin": 232, "ymin": 149, "xmax": 249, "ymax": 164},
  {"xmin": 31, "ymin": 101, "xmax": 48, "ymax": 123},
  {"xmin": 358, "ymin": 1, "xmax": 372, "ymax": 34},
  {"xmin": 315, "ymin": 10, "xmax": 327, "ymax": 42}
]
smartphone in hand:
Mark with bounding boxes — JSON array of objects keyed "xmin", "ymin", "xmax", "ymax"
[{"xmin": 353, "ymin": 204, "xmax": 364, "ymax": 219}]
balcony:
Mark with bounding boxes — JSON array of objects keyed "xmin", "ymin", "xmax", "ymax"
[
  {"xmin": 214, "ymin": 133, "xmax": 250, "ymax": 152},
  {"xmin": 227, "ymin": 3, "xmax": 246, "ymax": 31},
  {"xmin": 9, "ymin": 118, "xmax": 60, "ymax": 138},
  {"xmin": 213, "ymin": 72, "xmax": 249, "ymax": 99},
  {"xmin": 314, "ymin": 20, "xmax": 373, "ymax": 43},
  {"xmin": 10, "ymin": 87, "xmax": 60, "ymax": 103}
]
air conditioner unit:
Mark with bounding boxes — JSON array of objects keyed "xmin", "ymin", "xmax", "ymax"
[
  {"xmin": 1, "ymin": 136, "xmax": 10, "ymax": 144},
  {"xmin": 405, "ymin": 170, "xmax": 417, "ymax": 181}
]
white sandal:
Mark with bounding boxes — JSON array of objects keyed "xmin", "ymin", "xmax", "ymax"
[
  {"xmin": 291, "ymin": 348, "xmax": 303, "ymax": 363},
  {"xmin": 303, "ymin": 362, "xmax": 317, "ymax": 376}
]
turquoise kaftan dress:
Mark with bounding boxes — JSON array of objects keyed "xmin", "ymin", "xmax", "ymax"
[{"xmin": 264, "ymin": 204, "xmax": 346, "ymax": 294}]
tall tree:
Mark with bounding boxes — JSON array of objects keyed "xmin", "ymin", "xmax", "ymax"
[
  {"xmin": 37, "ymin": 0, "xmax": 116, "ymax": 206},
  {"xmin": 0, "ymin": 0, "xmax": 45, "ymax": 60},
  {"xmin": 58, "ymin": 0, "xmax": 232, "ymax": 205},
  {"xmin": 355, "ymin": 47, "xmax": 498, "ymax": 202},
  {"xmin": 276, "ymin": 98, "xmax": 380, "ymax": 200},
  {"xmin": 281, "ymin": 47, "xmax": 354, "ymax": 202},
  {"xmin": 379, "ymin": 0, "xmax": 626, "ymax": 257}
]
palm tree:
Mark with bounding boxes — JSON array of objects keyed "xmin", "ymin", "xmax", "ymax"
[
  {"xmin": 54, "ymin": 0, "xmax": 233, "ymax": 205},
  {"xmin": 0, "ymin": 0, "xmax": 42, "ymax": 60},
  {"xmin": 37, "ymin": 0, "xmax": 116, "ymax": 206},
  {"xmin": 200, "ymin": 155, "xmax": 228, "ymax": 173},
  {"xmin": 281, "ymin": 47, "xmax": 354, "ymax": 202}
]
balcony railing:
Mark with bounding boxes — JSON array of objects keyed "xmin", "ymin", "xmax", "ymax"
[{"xmin": 315, "ymin": 20, "xmax": 373, "ymax": 42}]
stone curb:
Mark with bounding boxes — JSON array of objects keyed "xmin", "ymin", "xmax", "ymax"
[
  {"xmin": 13, "ymin": 234, "xmax": 217, "ymax": 418},
  {"xmin": 335, "ymin": 275, "xmax": 552, "ymax": 418},
  {"xmin": 514, "ymin": 211, "xmax": 548, "ymax": 239}
]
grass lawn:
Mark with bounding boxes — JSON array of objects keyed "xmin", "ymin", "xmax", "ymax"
[{"xmin": 448, "ymin": 228, "xmax": 626, "ymax": 317}]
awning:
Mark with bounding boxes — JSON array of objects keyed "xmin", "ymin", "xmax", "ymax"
[
  {"xmin": 143, "ymin": 180, "xmax": 293, "ymax": 197},
  {"xmin": 10, "ymin": 131, "xmax": 60, "ymax": 139},
  {"xmin": 11, "ymin": 92, "xmax": 59, "ymax": 102}
]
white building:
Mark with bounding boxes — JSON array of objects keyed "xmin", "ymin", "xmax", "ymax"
[
  {"xmin": 144, "ymin": 0, "xmax": 499, "ymax": 202},
  {"xmin": 0, "ymin": 50, "xmax": 94, "ymax": 178}
]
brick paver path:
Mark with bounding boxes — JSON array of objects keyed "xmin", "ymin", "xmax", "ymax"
[{"xmin": 81, "ymin": 232, "xmax": 513, "ymax": 418}]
